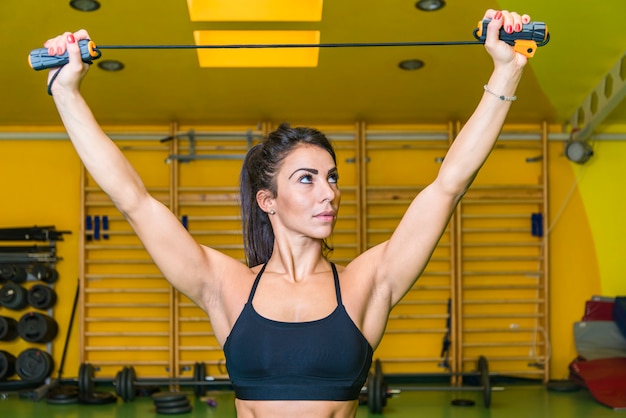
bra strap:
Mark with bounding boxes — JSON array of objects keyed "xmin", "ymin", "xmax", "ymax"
[
  {"xmin": 247, "ymin": 263, "xmax": 267, "ymax": 304},
  {"xmin": 330, "ymin": 262, "xmax": 342, "ymax": 306}
]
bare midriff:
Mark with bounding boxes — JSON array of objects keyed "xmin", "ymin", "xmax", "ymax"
[{"xmin": 234, "ymin": 398, "xmax": 359, "ymax": 418}]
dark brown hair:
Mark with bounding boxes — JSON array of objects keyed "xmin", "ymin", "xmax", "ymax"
[{"xmin": 240, "ymin": 123, "xmax": 337, "ymax": 266}]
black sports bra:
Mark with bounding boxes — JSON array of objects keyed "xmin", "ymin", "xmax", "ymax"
[{"xmin": 223, "ymin": 263, "xmax": 373, "ymax": 400}]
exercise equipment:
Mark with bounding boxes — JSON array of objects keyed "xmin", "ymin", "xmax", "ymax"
[
  {"xmin": 27, "ymin": 283, "xmax": 57, "ymax": 310},
  {"xmin": 0, "ymin": 350, "xmax": 17, "ymax": 381},
  {"xmin": 28, "ymin": 19, "xmax": 549, "ymax": 71},
  {"xmin": 15, "ymin": 348, "xmax": 55, "ymax": 383},
  {"xmin": 77, "ymin": 362, "xmax": 231, "ymax": 402},
  {"xmin": 152, "ymin": 392, "xmax": 193, "ymax": 415},
  {"xmin": 0, "ymin": 264, "xmax": 28, "ymax": 283},
  {"xmin": 363, "ymin": 356, "xmax": 493, "ymax": 413},
  {"xmin": 17, "ymin": 311, "xmax": 59, "ymax": 343},
  {"xmin": 0, "ymin": 281, "xmax": 29, "ymax": 310},
  {"xmin": 0, "ymin": 316, "xmax": 19, "ymax": 341}
]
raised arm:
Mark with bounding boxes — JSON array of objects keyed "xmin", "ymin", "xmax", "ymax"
[
  {"xmin": 44, "ymin": 30, "xmax": 231, "ymax": 308},
  {"xmin": 356, "ymin": 10, "xmax": 529, "ymax": 306}
]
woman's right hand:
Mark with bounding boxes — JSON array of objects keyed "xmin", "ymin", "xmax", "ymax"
[{"xmin": 43, "ymin": 29, "xmax": 93, "ymax": 95}]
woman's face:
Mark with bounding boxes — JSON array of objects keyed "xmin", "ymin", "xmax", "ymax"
[{"xmin": 271, "ymin": 144, "xmax": 340, "ymax": 240}]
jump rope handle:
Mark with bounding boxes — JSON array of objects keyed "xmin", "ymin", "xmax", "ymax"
[
  {"xmin": 29, "ymin": 39, "xmax": 101, "ymax": 71},
  {"xmin": 474, "ymin": 19, "xmax": 549, "ymax": 58}
]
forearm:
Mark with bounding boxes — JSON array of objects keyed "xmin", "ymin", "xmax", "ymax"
[
  {"xmin": 53, "ymin": 90, "xmax": 148, "ymax": 212},
  {"xmin": 438, "ymin": 64, "xmax": 524, "ymax": 194}
]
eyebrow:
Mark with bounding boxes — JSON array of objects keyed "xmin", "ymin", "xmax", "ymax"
[{"xmin": 288, "ymin": 167, "xmax": 337, "ymax": 180}]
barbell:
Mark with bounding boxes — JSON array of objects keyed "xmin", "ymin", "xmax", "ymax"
[
  {"xmin": 77, "ymin": 362, "xmax": 232, "ymax": 402},
  {"xmin": 363, "ymin": 356, "xmax": 496, "ymax": 413}
]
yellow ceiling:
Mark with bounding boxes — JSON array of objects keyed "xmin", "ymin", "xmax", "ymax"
[{"xmin": 1, "ymin": 0, "xmax": 625, "ymax": 133}]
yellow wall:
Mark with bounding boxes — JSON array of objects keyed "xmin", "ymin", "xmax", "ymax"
[{"xmin": 1, "ymin": 126, "xmax": 622, "ymax": 381}]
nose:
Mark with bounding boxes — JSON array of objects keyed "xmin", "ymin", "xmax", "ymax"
[{"xmin": 319, "ymin": 179, "xmax": 338, "ymax": 203}]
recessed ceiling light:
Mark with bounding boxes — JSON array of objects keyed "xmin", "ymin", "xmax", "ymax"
[
  {"xmin": 97, "ymin": 60, "xmax": 124, "ymax": 72},
  {"xmin": 415, "ymin": 0, "xmax": 446, "ymax": 12},
  {"xmin": 69, "ymin": 0, "xmax": 101, "ymax": 12},
  {"xmin": 398, "ymin": 59, "xmax": 425, "ymax": 71}
]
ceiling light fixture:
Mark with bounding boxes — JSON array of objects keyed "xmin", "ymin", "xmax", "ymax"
[
  {"xmin": 69, "ymin": 0, "xmax": 101, "ymax": 12},
  {"xmin": 398, "ymin": 59, "xmax": 425, "ymax": 71},
  {"xmin": 415, "ymin": 0, "xmax": 446, "ymax": 12},
  {"xmin": 97, "ymin": 60, "xmax": 124, "ymax": 72},
  {"xmin": 564, "ymin": 140, "xmax": 593, "ymax": 164}
]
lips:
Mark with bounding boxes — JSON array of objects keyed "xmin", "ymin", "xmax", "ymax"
[{"xmin": 314, "ymin": 211, "xmax": 336, "ymax": 221}]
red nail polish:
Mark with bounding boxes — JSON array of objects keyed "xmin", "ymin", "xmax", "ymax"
[
  {"xmin": 506, "ymin": 25, "xmax": 513, "ymax": 34},
  {"xmin": 67, "ymin": 34, "xmax": 76, "ymax": 43},
  {"xmin": 515, "ymin": 23, "xmax": 521, "ymax": 32},
  {"xmin": 494, "ymin": 11, "xmax": 502, "ymax": 20}
]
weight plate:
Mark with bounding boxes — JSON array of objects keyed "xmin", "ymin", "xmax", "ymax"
[
  {"xmin": 119, "ymin": 367, "xmax": 129, "ymax": 402},
  {"xmin": 193, "ymin": 362, "xmax": 206, "ymax": 397},
  {"xmin": 15, "ymin": 348, "xmax": 54, "ymax": 382},
  {"xmin": 17, "ymin": 311, "xmax": 58, "ymax": 343},
  {"xmin": 78, "ymin": 363, "xmax": 95, "ymax": 395},
  {"xmin": 156, "ymin": 404, "xmax": 193, "ymax": 414},
  {"xmin": 154, "ymin": 398, "xmax": 191, "ymax": 408},
  {"xmin": 0, "ymin": 282, "xmax": 28, "ymax": 310},
  {"xmin": 114, "ymin": 369, "xmax": 124, "ymax": 399},
  {"xmin": 0, "ymin": 350, "xmax": 17, "ymax": 381},
  {"xmin": 477, "ymin": 356, "xmax": 491, "ymax": 408},
  {"xmin": 451, "ymin": 399, "xmax": 476, "ymax": 407},
  {"xmin": 79, "ymin": 390, "xmax": 117, "ymax": 405},
  {"xmin": 47, "ymin": 394, "xmax": 79, "ymax": 405},
  {"xmin": 126, "ymin": 366, "xmax": 136, "ymax": 402},
  {"xmin": 152, "ymin": 392, "xmax": 189, "ymax": 403},
  {"xmin": 27, "ymin": 284, "xmax": 57, "ymax": 310},
  {"xmin": 0, "ymin": 265, "xmax": 27, "ymax": 283},
  {"xmin": 0, "ymin": 316, "xmax": 19, "ymax": 341},
  {"xmin": 48, "ymin": 385, "xmax": 79, "ymax": 399},
  {"xmin": 546, "ymin": 380, "xmax": 581, "ymax": 392}
]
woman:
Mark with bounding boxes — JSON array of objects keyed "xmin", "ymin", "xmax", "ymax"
[{"xmin": 43, "ymin": 8, "xmax": 529, "ymax": 417}]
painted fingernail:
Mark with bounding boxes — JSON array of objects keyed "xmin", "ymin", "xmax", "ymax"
[
  {"xmin": 505, "ymin": 25, "xmax": 513, "ymax": 34},
  {"xmin": 515, "ymin": 23, "xmax": 521, "ymax": 32},
  {"xmin": 494, "ymin": 11, "xmax": 502, "ymax": 20},
  {"xmin": 67, "ymin": 34, "xmax": 76, "ymax": 44}
]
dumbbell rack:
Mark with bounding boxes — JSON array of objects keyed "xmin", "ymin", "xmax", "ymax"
[{"xmin": 0, "ymin": 225, "xmax": 70, "ymax": 388}]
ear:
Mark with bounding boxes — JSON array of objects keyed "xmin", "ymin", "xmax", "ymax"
[{"xmin": 256, "ymin": 189, "xmax": 275, "ymax": 214}]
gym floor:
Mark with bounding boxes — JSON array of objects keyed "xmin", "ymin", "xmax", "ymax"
[{"xmin": 1, "ymin": 383, "xmax": 622, "ymax": 417}]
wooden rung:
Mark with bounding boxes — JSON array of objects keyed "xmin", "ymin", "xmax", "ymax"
[
  {"xmin": 85, "ymin": 244, "xmax": 145, "ymax": 250},
  {"xmin": 461, "ymin": 271, "xmax": 543, "ymax": 276},
  {"xmin": 463, "ymin": 285, "xmax": 545, "ymax": 290},
  {"xmin": 178, "ymin": 317, "xmax": 210, "ymax": 322},
  {"xmin": 85, "ymin": 332, "xmax": 170, "ymax": 337},
  {"xmin": 83, "ymin": 360, "xmax": 169, "ymax": 367},
  {"xmin": 462, "ymin": 355, "xmax": 546, "ymax": 362},
  {"xmin": 462, "ymin": 213, "xmax": 533, "ymax": 219},
  {"xmin": 389, "ymin": 314, "xmax": 448, "ymax": 320},
  {"xmin": 190, "ymin": 230, "xmax": 242, "ymax": 236},
  {"xmin": 462, "ymin": 299, "xmax": 544, "ymax": 304},
  {"xmin": 85, "ymin": 303, "xmax": 170, "ymax": 308},
  {"xmin": 463, "ymin": 327, "xmax": 545, "ymax": 333},
  {"xmin": 384, "ymin": 328, "xmax": 448, "ymax": 334},
  {"xmin": 85, "ymin": 274, "xmax": 165, "ymax": 280},
  {"xmin": 178, "ymin": 332, "xmax": 217, "ymax": 337},
  {"xmin": 178, "ymin": 346, "xmax": 223, "ymax": 352},
  {"xmin": 462, "ymin": 227, "xmax": 533, "ymax": 233},
  {"xmin": 85, "ymin": 317, "xmax": 169, "ymax": 322},
  {"xmin": 462, "ymin": 341, "xmax": 545, "ymax": 348},
  {"xmin": 378, "ymin": 357, "xmax": 446, "ymax": 363},
  {"xmin": 461, "ymin": 198, "xmax": 543, "ymax": 204},
  {"xmin": 462, "ymin": 313, "xmax": 544, "ymax": 319},
  {"xmin": 85, "ymin": 288, "xmax": 169, "ymax": 294},
  {"xmin": 463, "ymin": 242, "xmax": 542, "ymax": 248},
  {"xmin": 86, "ymin": 259, "xmax": 155, "ymax": 264},
  {"xmin": 85, "ymin": 346, "xmax": 169, "ymax": 351},
  {"xmin": 462, "ymin": 256, "xmax": 543, "ymax": 262},
  {"xmin": 397, "ymin": 300, "xmax": 450, "ymax": 306}
]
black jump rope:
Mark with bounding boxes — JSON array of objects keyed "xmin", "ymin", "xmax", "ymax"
[{"xmin": 29, "ymin": 19, "xmax": 549, "ymax": 95}]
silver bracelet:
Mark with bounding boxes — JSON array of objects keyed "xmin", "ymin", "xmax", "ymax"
[{"xmin": 483, "ymin": 84, "xmax": 517, "ymax": 101}]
